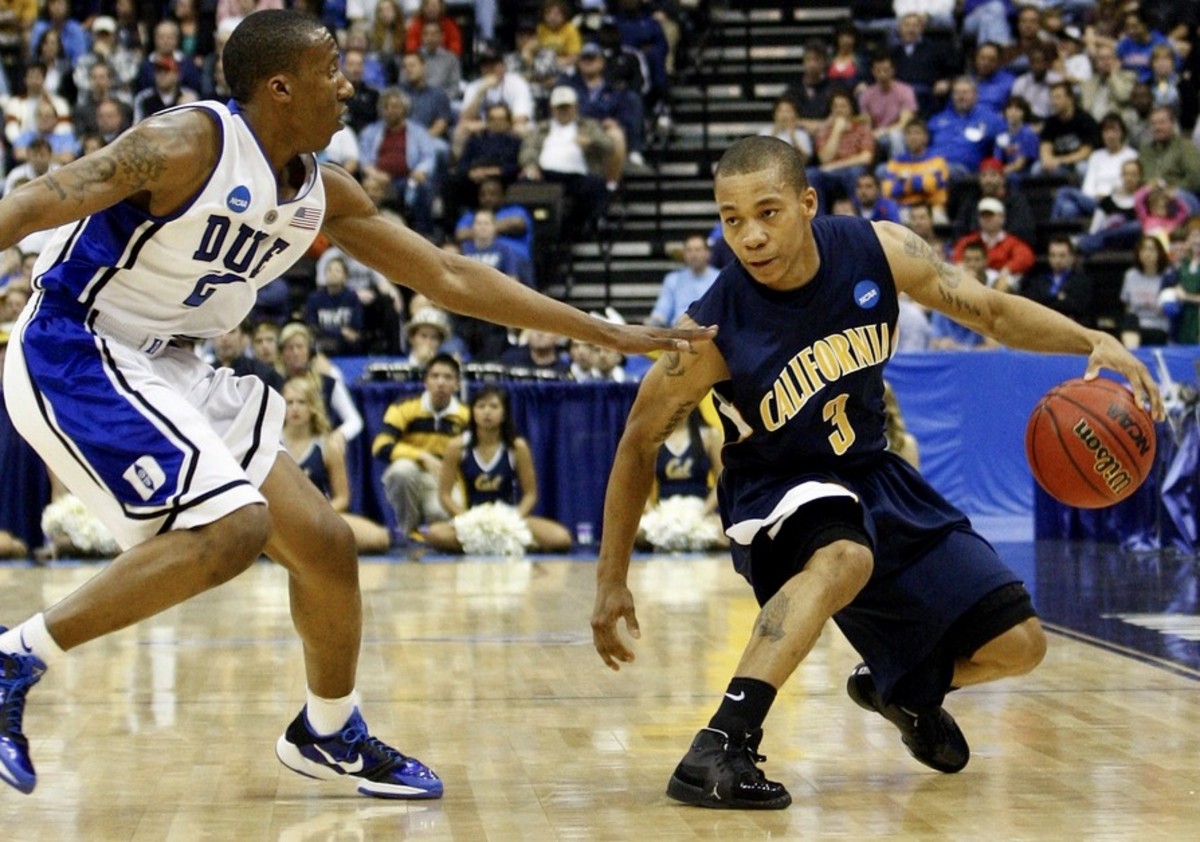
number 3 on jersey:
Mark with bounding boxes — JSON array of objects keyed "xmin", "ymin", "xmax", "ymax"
[{"xmin": 822, "ymin": 393, "xmax": 856, "ymax": 455}]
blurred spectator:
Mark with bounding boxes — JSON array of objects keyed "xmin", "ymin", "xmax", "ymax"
[
  {"xmin": 508, "ymin": 21, "xmax": 560, "ymax": 108},
  {"xmin": 370, "ymin": 0, "xmax": 407, "ymax": 57},
  {"xmin": 305, "ymin": 254, "xmax": 365, "ymax": 356},
  {"xmin": 1055, "ymin": 25, "xmax": 1092, "ymax": 85},
  {"xmin": 905, "ymin": 202, "xmax": 948, "ymax": 257},
  {"xmin": 931, "ymin": 241, "xmax": 1002, "ymax": 350},
  {"xmin": 889, "ymin": 12, "xmax": 955, "ymax": 114},
  {"xmin": 962, "ymin": 0, "xmax": 1013, "ymax": 48},
  {"xmin": 1134, "ymin": 183, "xmax": 1189, "ymax": 244},
  {"xmin": 1148, "ymin": 44, "xmax": 1181, "ymax": 111},
  {"xmin": 567, "ymin": 40, "xmax": 645, "ymax": 171},
  {"xmin": 400, "ymin": 51, "xmax": 453, "ymax": 149},
  {"xmin": 93, "ymin": 98, "xmax": 131, "ymax": 146},
  {"xmin": 252, "ymin": 319, "xmax": 281, "ymax": 369},
  {"xmin": 567, "ymin": 337, "xmax": 597, "ymax": 380},
  {"xmin": 210, "ymin": 319, "xmax": 285, "ymax": 391},
  {"xmin": 808, "ymin": 88, "xmax": 875, "ymax": 215},
  {"xmin": 1051, "ymin": 112, "xmax": 1138, "ymax": 220},
  {"xmin": 133, "ymin": 54, "xmax": 200, "ymax": 124},
  {"xmin": 404, "ymin": 0, "xmax": 463, "ymax": 56},
  {"xmin": 1139, "ymin": 105, "xmax": 1200, "ymax": 210},
  {"xmin": 928, "ymin": 77, "xmax": 1005, "ymax": 178},
  {"xmin": 1075, "ymin": 158, "xmax": 1144, "ymax": 256},
  {"xmin": 359, "ymin": 88, "xmax": 440, "ymax": 237},
  {"xmin": 134, "ymin": 19, "xmax": 203, "ymax": 94},
  {"xmin": 854, "ymin": 171, "xmax": 901, "ymax": 223},
  {"xmin": 217, "ymin": 0, "xmax": 283, "ymax": 27},
  {"xmin": 611, "ymin": 0, "xmax": 670, "ymax": 114},
  {"xmin": 279, "ymin": 321, "xmax": 363, "ymax": 447},
  {"xmin": 645, "ymin": 232, "xmax": 719, "ymax": 327},
  {"xmin": 952, "ymin": 156, "xmax": 1036, "ymax": 246},
  {"xmin": 971, "ymin": 41, "xmax": 1016, "ymax": 115},
  {"xmin": 707, "ymin": 221, "xmax": 735, "ymax": 270},
  {"xmin": 829, "ymin": 195, "xmax": 858, "ymax": 216},
  {"xmin": 951, "ymin": 197, "xmax": 1035, "ymax": 288},
  {"xmin": 343, "ymin": 25, "xmax": 390, "ymax": 90},
  {"xmin": 0, "ymin": 1, "xmax": 36, "ymax": 76},
  {"xmin": 1172, "ymin": 218, "xmax": 1200, "ymax": 344},
  {"xmin": 403, "ymin": 304, "xmax": 461, "ymax": 366},
  {"xmin": 759, "ymin": 96, "xmax": 812, "ymax": 163},
  {"xmin": 1123, "ymin": 82, "xmax": 1156, "ymax": 149},
  {"xmin": 993, "ymin": 95, "xmax": 1040, "ymax": 178},
  {"xmin": 784, "ymin": 38, "xmax": 832, "ymax": 135},
  {"xmin": 171, "ymin": 0, "xmax": 208, "ymax": 59},
  {"xmin": 73, "ymin": 60, "xmax": 134, "ymax": 136},
  {"xmin": 29, "ymin": 0, "xmax": 89, "ymax": 65},
  {"xmin": 1081, "ymin": 43, "xmax": 1136, "ymax": 124},
  {"xmin": 114, "ymin": 0, "xmax": 147, "ymax": 54},
  {"xmin": 896, "ymin": 289, "xmax": 932, "ymax": 352},
  {"xmin": 1000, "ymin": 4, "xmax": 1046, "ymax": 75},
  {"xmin": 315, "ymin": 245, "xmax": 403, "ymax": 355},
  {"xmin": 342, "ymin": 48, "xmax": 381, "ymax": 134},
  {"xmin": 457, "ymin": 45, "xmax": 535, "ymax": 142},
  {"xmin": 1021, "ymin": 235, "xmax": 1092, "ymax": 325},
  {"xmin": 827, "ymin": 20, "xmax": 869, "ymax": 90},
  {"xmin": 34, "ymin": 27, "xmax": 77, "ymax": 104},
  {"xmin": 460, "ymin": 210, "xmax": 525, "ymax": 284},
  {"xmin": 881, "ymin": 118, "xmax": 950, "ymax": 222},
  {"xmin": 1037, "ymin": 81, "xmax": 1099, "ymax": 178},
  {"xmin": 519, "ymin": 85, "xmax": 614, "ymax": 240},
  {"xmin": 4, "ymin": 64, "xmax": 70, "ymax": 144},
  {"xmin": 1116, "ymin": 8, "xmax": 1174, "ymax": 84},
  {"xmin": 537, "ymin": 0, "xmax": 582, "ymax": 71},
  {"xmin": 320, "ymin": 123, "xmax": 361, "ymax": 177},
  {"xmin": 12, "ymin": 99, "xmax": 76, "ymax": 165},
  {"xmin": 450, "ymin": 167, "xmax": 530, "ymax": 266},
  {"xmin": 1011, "ymin": 42, "xmax": 1061, "ymax": 123},
  {"xmin": 3, "ymin": 138, "xmax": 58, "ymax": 196},
  {"xmin": 1120, "ymin": 234, "xmax": 1175, "ymax": 346},
  {"xmin": 415, "ymin": 17, "xmax": 463, "ymax": 104},
  {"xmin": 499, "ymin": 328, "xmax": 571, "ymax": 374},
  {"xmin": 857, "ymin": 52, "xmax": 916, "ymax": 157},
  {"xmin": 199, "ymin": 21, "xmax": 234, "ymax": 101}
]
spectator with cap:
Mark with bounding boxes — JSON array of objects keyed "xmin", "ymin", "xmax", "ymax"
[
  {"xmin": 1055, "ymin": 25, "xmax": 1092, "ymax": 85},
  {"xmin": 562, "ymin": 40, "xmax": 646, "ymax": 171},
  {"xmin": 952, "ymin": 156, "xmax": 1037, "ymax": 246},
  {"xmin": 951, "ymin": 197, "xmax": 1036, "ymax": 288},
  {"xmin": 403, "ymin": 306, "xmax": 456, "ymax": 367},
  {"xmin": 133, "ymin": 53, "xmax": 199, "ymax": 123},
  {"xmin": 519, "ymin": 84, "xmax": 614, "ymax": 240}
]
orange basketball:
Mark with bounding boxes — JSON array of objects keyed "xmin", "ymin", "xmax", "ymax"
[{"xmin": 1024, "ymin": 377, "xmax": 1156, "ymax": 509}]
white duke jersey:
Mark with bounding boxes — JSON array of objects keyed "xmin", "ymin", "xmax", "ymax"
[{"xmin": 31, "ymin": 100, "xmax": 325, "ymax": 340}]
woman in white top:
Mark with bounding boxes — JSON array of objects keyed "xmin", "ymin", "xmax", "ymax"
[{"xmin": 759, "ymin": 96, "xmax": 812, "ymax": 164}]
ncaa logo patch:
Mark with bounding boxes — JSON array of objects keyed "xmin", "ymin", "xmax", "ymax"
[
  {"xmin": 226, "ymin": 185, "xmax": 251, "ymax": 213},
  {"xmin": 854, "ymin": 280, "xmax": 881, "ymax": 309}
]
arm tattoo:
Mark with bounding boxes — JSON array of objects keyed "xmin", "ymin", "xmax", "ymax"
[
  {"xmin": 938, "ymin": 286, "xmax": 983, "ymax": 318},
  {"xmin": 755, "ymin": 592, "xmax": 790, "ymax": 642},
  {"xmin": 113, "ymin": 133, "xmax": 167, "ymax": 189},
  {"xmin": 40, "ymin": 155, "xmax": 119, "ymax": 203},
  {"xmin": 662, "ymin": 350, "xmax": 686, "ymax": 377},
  {"xmin": 651, "ymin": 401, "xmax": 695, "ymax": 444},
  {"xmin": 903, "ymin": 231, "xmax": 959, "ymax": 288}
]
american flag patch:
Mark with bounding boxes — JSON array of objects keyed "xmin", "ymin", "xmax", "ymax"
[{"xmin": 289, "ymin": 207, "xmax": 322, "ymax": 230}]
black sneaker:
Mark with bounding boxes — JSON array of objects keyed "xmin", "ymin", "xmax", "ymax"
[
  {"xmin": 846, "ymin": 663, "xmax": 969, "ymax": 773},
  {"xmin": 666, "ymin": 727, "xmax": 792, "ymax": 809}
]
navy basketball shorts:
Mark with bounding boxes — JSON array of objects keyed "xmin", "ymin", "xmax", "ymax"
[
  {"xmin": 732, "ymin": 453, "xmax": 1036, "ymax": 707},
  {"xmin": 5, "ymin": 300, "xmax": 284, "ymax": 551}
]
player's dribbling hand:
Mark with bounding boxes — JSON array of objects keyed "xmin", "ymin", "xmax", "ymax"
[
  {"xmin": 592, "ymin": 581, "xmax": 640, "ymax": 671},
  {"xmin": 1083, "ymin": 332, "xmax": 1166, "ymax": 421}
]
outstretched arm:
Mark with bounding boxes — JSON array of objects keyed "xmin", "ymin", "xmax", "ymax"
[
  {"xmin": 876, "ymin": 221, "xmax": 1164, "ymax": 419},
  {"xmin": 592, "ymin": 320, "xmax": 729, "ymax": 670},
  {"xmin": 320, "ymin": 164, "xmax": 717, "ymax": 356}
]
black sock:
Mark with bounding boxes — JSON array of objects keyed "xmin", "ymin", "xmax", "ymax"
[{"xmin": 707, "ymin": 677, "xmax": 777, "ymax": 737}]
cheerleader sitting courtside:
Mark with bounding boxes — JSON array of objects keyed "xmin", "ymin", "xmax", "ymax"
[{"xmin": 425, "ymin": 387, "xmax": 573, "ymax": 554}]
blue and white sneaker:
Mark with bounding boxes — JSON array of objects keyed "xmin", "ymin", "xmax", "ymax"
[
  {"xmin": 275, "ymin": 707, "xmax": 443, "ymax": 799},
  {"xmin": 0, "ymin": 630, "xmax": 46, "ymax": 795}
]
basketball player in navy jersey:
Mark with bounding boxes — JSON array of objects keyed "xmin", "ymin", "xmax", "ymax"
[
  {"xmin": 591, "ymin": 136, "xmax": 1164, "ymax": 810},
  {"xmin": 0, "ymin": 10, "xmax": 711, "ymax": 798}
]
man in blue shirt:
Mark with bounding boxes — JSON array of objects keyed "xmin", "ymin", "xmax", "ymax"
[
  {"xmin": 928, "ymin": 77, "xmax": 1006, "ymax": 178},
  {"xmin": 646, "ymin": 233, "xmax": 720, "ymax": 327}
]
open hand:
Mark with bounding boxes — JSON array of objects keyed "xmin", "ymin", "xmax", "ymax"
[{"xmin": 592, "ymin": 581, "xmax": 640, "ymax": 670}]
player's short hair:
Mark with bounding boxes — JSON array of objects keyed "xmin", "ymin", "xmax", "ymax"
[
  {"xmin": 224, "ymin": 10, "xmax": 329, "ymax": 104},
  {"xmin": 715, "ymin": 136, "xmax": 809, "ymax": 196}
]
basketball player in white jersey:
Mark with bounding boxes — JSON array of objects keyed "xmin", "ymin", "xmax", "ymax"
[{"xmin": 0, "ymin": 10, "xmax": 712, "ymax": 798}]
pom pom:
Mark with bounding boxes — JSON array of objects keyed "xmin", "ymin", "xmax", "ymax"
[
  {"xmin": 1159, "ymin": 286, "xmax": 1182, "ymax": 318},
  {"xmin": 41, "ymin": 495, "xmax": 119, "ymax": 557},
  {"xmin": 452, "ymin": 502, "xmax": 534, "ymax": 557},
  {"xmin": 639, "ymin": 495, "xmax": 722, "ymax": 552}
]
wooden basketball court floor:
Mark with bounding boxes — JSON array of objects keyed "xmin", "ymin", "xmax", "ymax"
[{"xmin": 1, "ymin": 543, "xmax": 1197, "ymax": 841}]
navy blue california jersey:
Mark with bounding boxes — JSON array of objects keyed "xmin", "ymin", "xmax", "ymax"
[
  {"xmin": 460, "ymin": 438, "xmax": 520, "ymax": 507},
  {"xmin": 655, "ymin": 425, "xmax": 712, "ymax": 500},
  {"xmin": 688, "ymin": 215, "xmax": 898, "ymax": 478},
  {"xmin": 296, "ymin": 439, "xmax": 332, "ymax": 499}
]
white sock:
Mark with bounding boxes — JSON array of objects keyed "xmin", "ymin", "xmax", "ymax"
[
  {"xmin": 0, "ymin": 614, "xmax": 65, "ymax": 666},
  {"xmin": 305, "ymin": 689, "xmax": 359, "ymax": 736}
]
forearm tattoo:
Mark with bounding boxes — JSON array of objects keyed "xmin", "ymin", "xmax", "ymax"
[
  {"xmin": 755, "ymin": 592, "xmax": 790, "ymax": 642},
  {"xmin": 651, "ymin": 400, "xmax": 695, "ymax": 444}
]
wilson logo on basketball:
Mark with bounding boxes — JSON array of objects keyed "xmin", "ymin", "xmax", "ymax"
[
  {"xmin": 1105, "ymin": 402, "xmax": 1152, "ymax": 457},
  {"xmin": 1071, "ymin": 419, "xmax": 1133, "ymax": 495}
]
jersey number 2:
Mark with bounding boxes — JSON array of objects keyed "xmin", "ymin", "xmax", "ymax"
[{"xmin": 822, "ymin": 394, "xmax": 856, "ymax": 455}]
